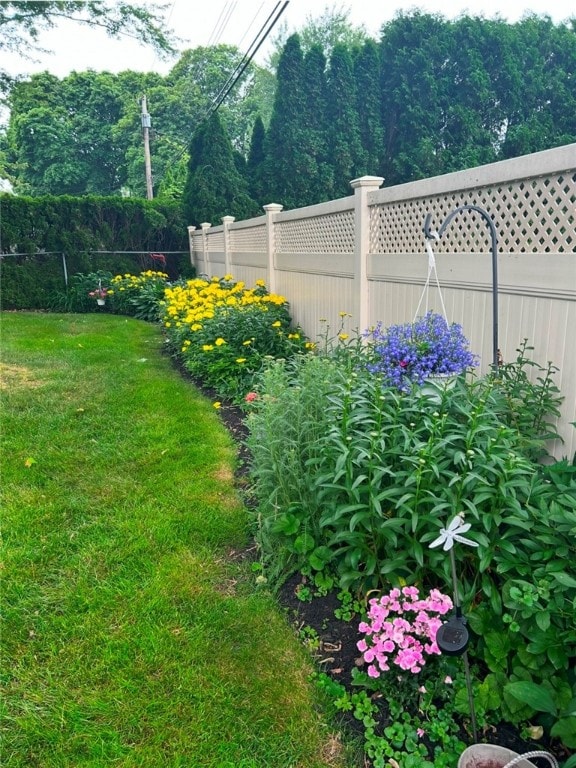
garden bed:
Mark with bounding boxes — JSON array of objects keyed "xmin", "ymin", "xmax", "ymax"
[
  {"xmin": 202, "ymin": 388, "xmax": 568, "ymax": 768},
  {"xmin": 167, "ymin": 345, "xmax": 573, "ymax": 768}
]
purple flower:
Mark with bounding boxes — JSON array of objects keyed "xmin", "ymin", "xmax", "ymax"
[{"xmin": 364, "ymin": 311, "xmax": 478, "ymax": 390}]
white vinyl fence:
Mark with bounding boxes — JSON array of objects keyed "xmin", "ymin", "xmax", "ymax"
[{"xmin": 189, "ymin": 144, "xmax": 576, "ymax": 461}]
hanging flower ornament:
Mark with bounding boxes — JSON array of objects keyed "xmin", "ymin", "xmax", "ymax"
[
  {"xmin": 429, "ymin": 512, "xmax": 478, "ymax": 551},
  {"xmin": 364, "ymin": 311, "xmax": 479, "ymax": 391}
]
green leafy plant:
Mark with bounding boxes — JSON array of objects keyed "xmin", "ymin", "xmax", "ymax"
[
  {"xmin": 246, "ymin": 331, "xmax": 575, "ymax": 750},
  {"xmin": 492, "ymin": 339, "xmax": 564, "ymax": 460},
  {"xmin": 58, "ymin": 269, "xmax": 114, "ymax": 312},
  {"xmin": 245, "ymin": 354, "xmax": 340, "ymax": 584},
  {"xmin": 504, "ymin": 680, "xmax": 576, "ymax": 749},
  {"xmin": 316, "ymin": 660, "xmax": 470, "ymax": 768},
  {"xmin": 334, "ymin": 589, "xmax": 364, "ymax": 622}
]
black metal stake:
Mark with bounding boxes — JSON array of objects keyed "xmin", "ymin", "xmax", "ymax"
[
  {"xmin": 423, "ymin": 206, "xmax": 499, "ymax": 371},
  {"xmin": 449, "ymin": 548, "xmax": 478, "ymax": 743}
]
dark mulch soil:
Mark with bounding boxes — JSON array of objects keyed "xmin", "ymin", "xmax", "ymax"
[{"xmin": 169, "ymin": 354, "xmax": 571, "ymax": 766}]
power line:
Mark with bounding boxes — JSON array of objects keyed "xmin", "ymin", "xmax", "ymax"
[
  {"xmin": 205, "ymin": 1, "xmax": 288, "ymax": 120},
  {"xmin": 207, "ymin": 1, "xmax": 237, "ymax": 46},
  {"xmin": 235, "ymin": 2, "xmax": 267, "ymax": 52},
  {"xmin": 152, "ymin": 1, "xmax": 289, "ymax": 187}
]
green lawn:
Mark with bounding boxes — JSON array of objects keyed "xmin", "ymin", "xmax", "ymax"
[{"xmin": 0, "ymin": 313, "xmax": 348, "ymax": 768}]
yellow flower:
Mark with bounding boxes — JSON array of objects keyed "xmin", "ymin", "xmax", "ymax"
[
  {"xmin": 288, "ymin": 333, "xmax": 300, "ymax": 340},
  {"xmin": 213, "ymin": 402, "xmax": 221, "ymax": 409},
  {"xmin": 236, "ymin": 358, "xmax": 246, "ymax": 364},
  {"xmin": 215, "ymin": 337, "xmax": 226, "ymax": 346},
  {"xmin": 255, "ymin": 279, "xmax": 266, "ymax": 287},
  {"xmin": 338, "ymin": 333, "xmax": 349, "ymax": 341},
  {"xmin": 242, "ymin": 339, "xmax": 252, "ymax": 346},
  {"xmin": 165, "ymin": 321, "xmax": 171, "ymax": 327},
  {"xmin": 272, "ymin": 321, "xmax": 281, "ymax": 328},
  {"xmin": 305, "ymin": 342, "xmax": 316, "ymax": 350},
  {"xmin": 202, "ymin": 344, "xmax": 214, "ymax": 352},
  {"xmin": 339, "ymin": 311, "xmax": 351, "ymax": 318}
]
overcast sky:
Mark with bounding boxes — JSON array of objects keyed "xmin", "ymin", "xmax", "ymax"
[{"xmin": 3, "ymin": 0, "xmax": 575, "ymax": 80}]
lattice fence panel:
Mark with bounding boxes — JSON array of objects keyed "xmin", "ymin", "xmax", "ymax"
[
  {"xmin": 370, "ymin": 172, "xmax": 575, "ymax": 254},
  {"xmin": 277, "ymin": 211, "xmax": 355, "ymax": 253},
  {"xmin": 206, "ymin": 232, "xmax": 225, "ymax": 251},
  {"xmin": 230, "ymin": 226, "xmax": 266, "ymax": 252}
]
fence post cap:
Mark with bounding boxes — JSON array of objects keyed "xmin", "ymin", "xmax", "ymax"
[{"xmin": 350, "ymin": 175, "xmax": 384, "ymax": 189}]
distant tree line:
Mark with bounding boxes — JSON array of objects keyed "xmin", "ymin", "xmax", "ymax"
[
  {"xmin": 0, "ymin": 45, "xmax": 274, "ymax": 200},
  {"xmin": 1, "ymin": 11, "xmax": 574, "ymax": 228}
]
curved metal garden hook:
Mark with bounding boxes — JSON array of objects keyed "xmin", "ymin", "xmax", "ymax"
[{"xmin": 423, "ymin": 205, "xmax": 499, "ymax": 371}]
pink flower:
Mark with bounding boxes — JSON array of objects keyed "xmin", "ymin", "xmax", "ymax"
[
  {"xmin": 417, "ymin": 728, "xmax": 425, "ymax": 738},
  {"xmin": 367, "ymin": 665, "xmax": 380, "ymax": 678},
  {"xmin": 245, "ymin": 392, "xmax": 258, "ymax": 402},
  {"xmin": 357, "ymin": 586, "xmax": 453, "ymax": 676},
  {"xmin": 444, "ymin": 675, "xmax": 453, "ymax": 684}
]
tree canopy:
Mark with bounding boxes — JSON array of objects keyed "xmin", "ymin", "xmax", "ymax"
[
  {"xmin": 1, "ymin": 45, "xmax": 269, "ymax": 197},
  {"xmin": 1, "ymin": 7, "xmax": 574, "ymax": 228},
  {"xmin": 0, "ymin": 1, "xmax": 175, "ymax": 94}
]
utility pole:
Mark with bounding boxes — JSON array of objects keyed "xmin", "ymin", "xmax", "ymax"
[{"xmin": 140, "ymin": 95, "xmax": 153, "ymax": 200}]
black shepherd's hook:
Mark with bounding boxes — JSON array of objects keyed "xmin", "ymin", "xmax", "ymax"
[{"xmin": 423, "ymin": 205, "xmax": 500, "ymax": 371}]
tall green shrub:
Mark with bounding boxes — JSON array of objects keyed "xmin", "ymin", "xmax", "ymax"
[{"xmin": 0, "ymin": 193, "xmax": 188, "ymax": 309}]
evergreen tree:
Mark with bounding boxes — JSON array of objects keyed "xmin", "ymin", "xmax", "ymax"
[
  {"xmin": 354, "ymin": 39, "xmax": 385, "ymax": 177},
  {"xmin": 300, "ymin": 44, "xmax": 333, "ymax": 204},
  {"xmin": 438, "ymin": 16, "xmax": 504, "ymax": 170},
  {"xmin": 182, "ymin": 111, "xmax": 258, "ymax": 227},
  {"xmin": 326, "ymin": 43, "xmax": 367, "ymax": 198},
  {"xmin": 247, "ymin": 115, "xmax": 266, "ymax": 204},
  {"xmin": 259, "ymin": 34, "xmax": 309, "ymax": 209},
  {"xmin": 501, "ymin": 16, "xmax": 576, "ymax": 157},
  {"xmin": 379, "ymin": 12, "xmax": 451, "ymax": 184}
]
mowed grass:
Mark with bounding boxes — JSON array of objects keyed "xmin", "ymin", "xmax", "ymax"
[{"xmin": 0, "ymin": 313, "xmax": 347, "ymax": 768}]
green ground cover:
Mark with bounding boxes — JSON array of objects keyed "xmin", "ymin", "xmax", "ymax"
[{"xmin": 0, "ymin": 312, "xmax": 349, "ymax": 768}]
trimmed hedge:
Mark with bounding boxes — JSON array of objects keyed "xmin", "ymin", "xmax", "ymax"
[{"xmin": 0, "ymin": 194, "xmax": 192, "ymax": 309}]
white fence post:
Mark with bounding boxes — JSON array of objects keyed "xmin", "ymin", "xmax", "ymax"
[
  {"xmin": 187, "ymin": 226, "xmax": 196, "ymax": 272},
  {"xmin": 350, "ymin": 176, "xmax": 384, "ymax": 333},
  {"xmin": 221, "ymin": 215, "xmax": 235, "ymax": 276},
  {"xmin": 200, "ymin": 222, "xmax": 212, "ymax": 278},
  {"xmin": 263, "ymin": 203, "xmax": 283, "ymax": 294}
]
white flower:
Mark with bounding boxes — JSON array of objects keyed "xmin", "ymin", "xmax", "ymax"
[{"xmin": 429, "ymin": 513, "xmax": 478, "ymax": 551}]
